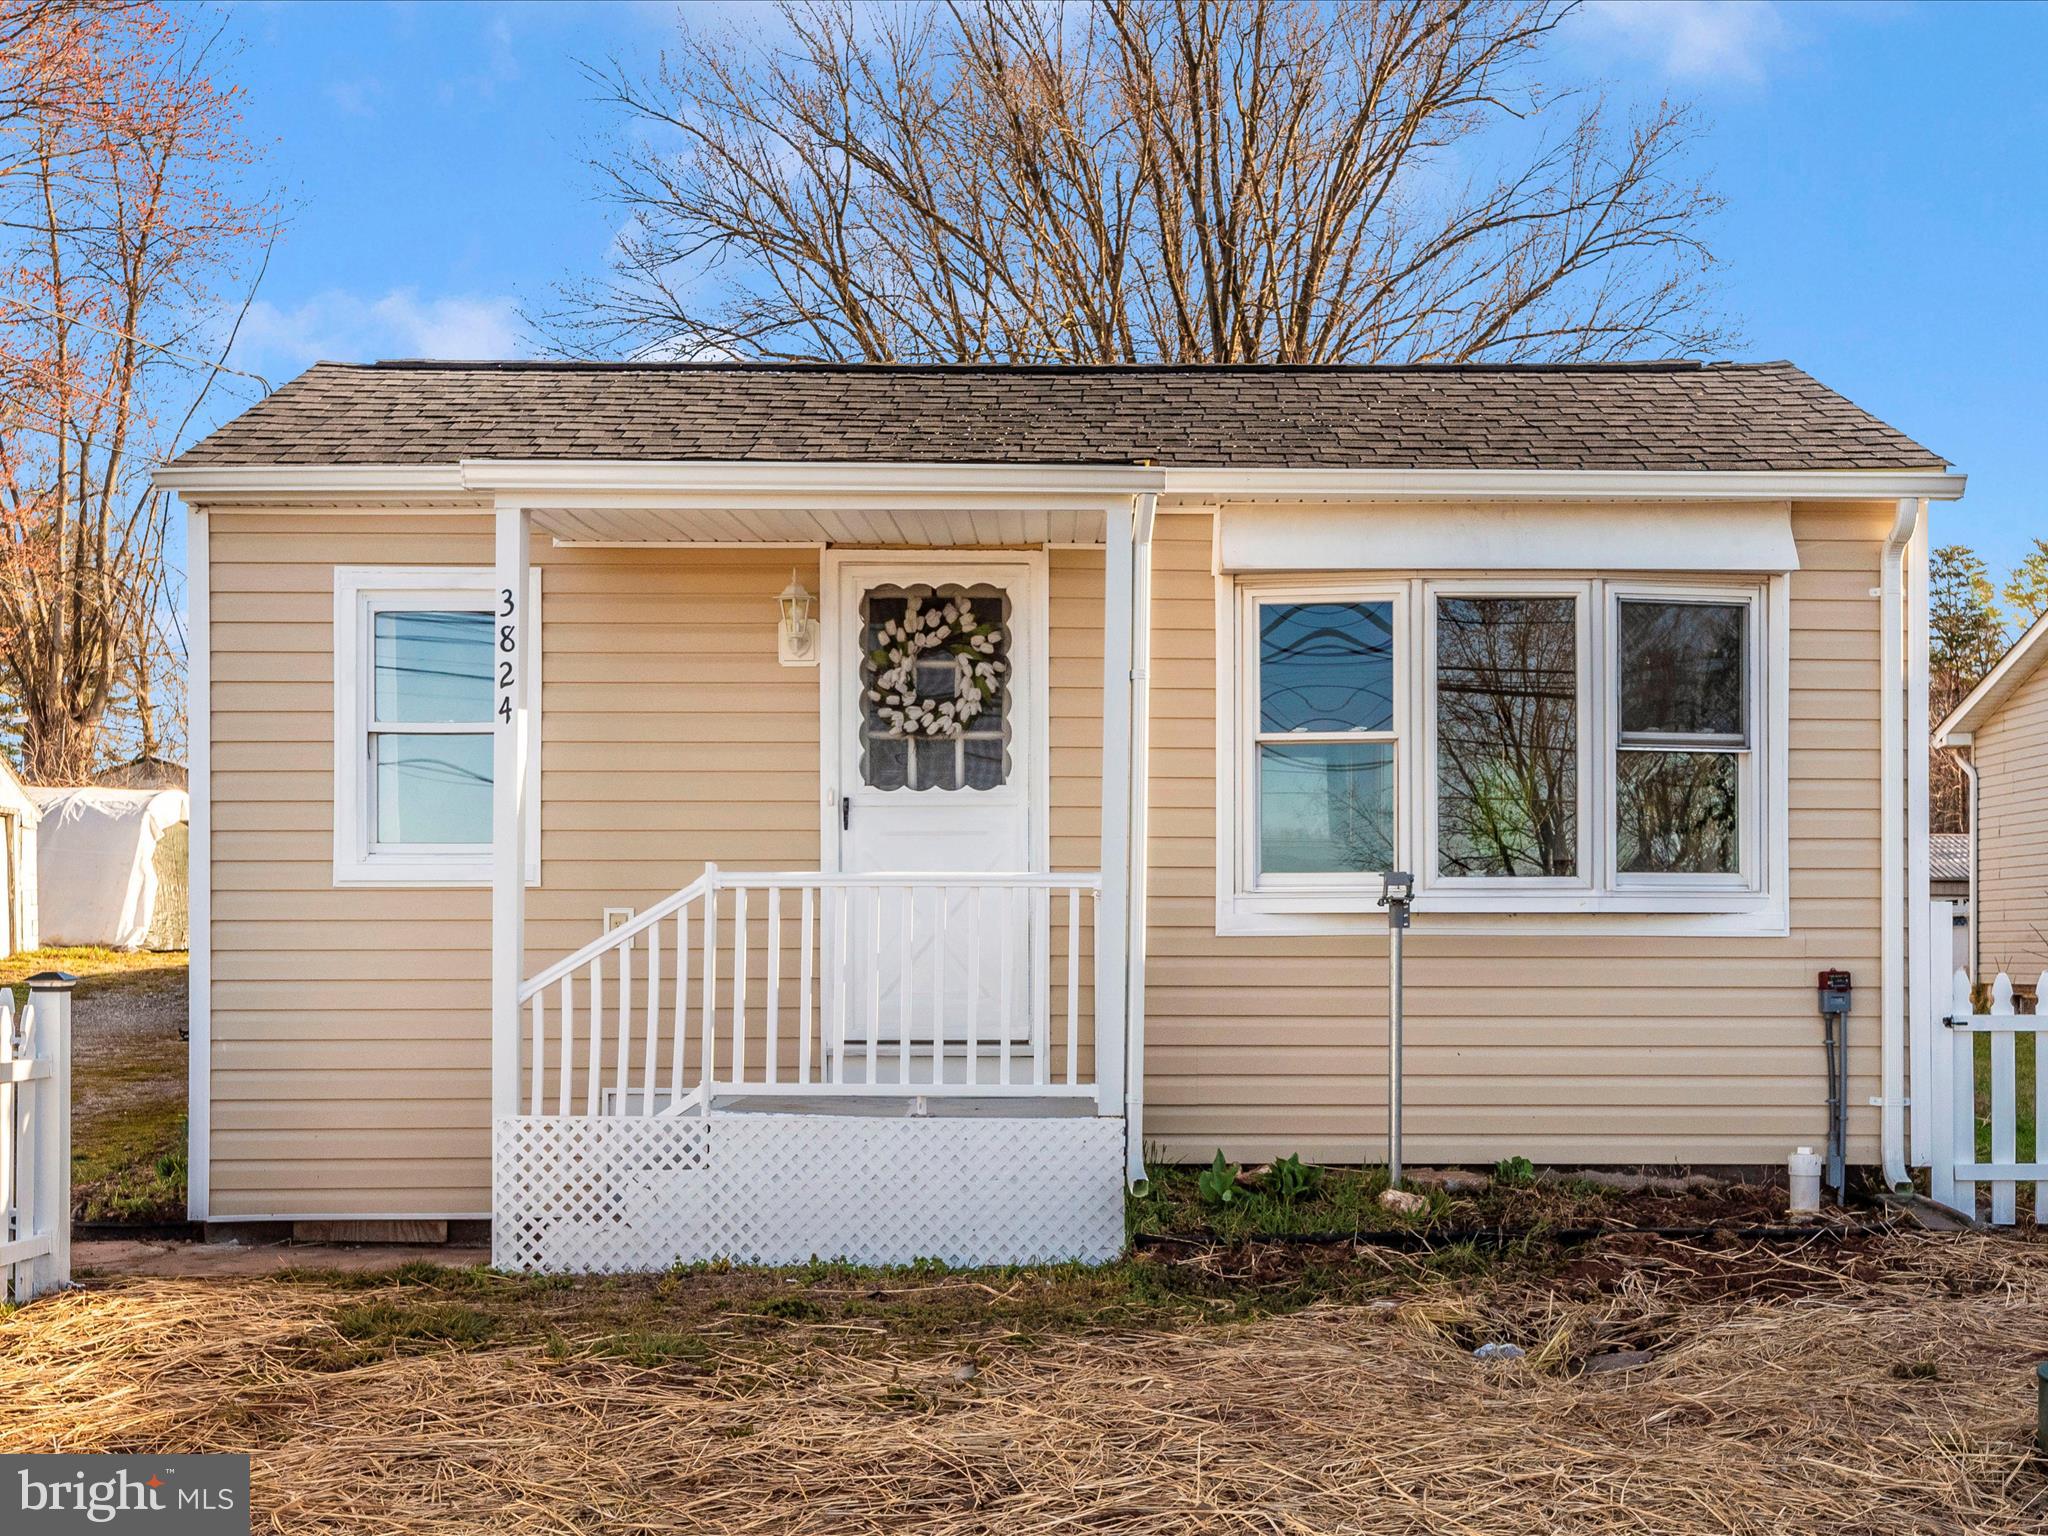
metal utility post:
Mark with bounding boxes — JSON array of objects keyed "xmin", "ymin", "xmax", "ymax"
[
  {"xmin": 1816, "ymin": 970, "xmax": 1852, "ymax": 1202},
  {"xmin": 1379, "ymin": 873, "xmax": 1413, "ymax": 1186}
]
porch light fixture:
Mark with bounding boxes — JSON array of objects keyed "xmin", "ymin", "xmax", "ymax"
[{"xmin": 778, "ymin": 571, "xmax": 819, "ymax": 666}]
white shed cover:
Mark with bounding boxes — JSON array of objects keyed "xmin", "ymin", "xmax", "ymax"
[{"xmin": 27, "ymin": 787, "xmax": 189, "ymax": 950}]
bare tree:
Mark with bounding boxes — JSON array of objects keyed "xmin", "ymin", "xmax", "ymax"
[
  {"xmin": 0, "ymin": 1, "xmax": 271, "ymax": 780},
  {"xmin": 548, "ymin": 0, "xmax": 1729, "ymax": 364}
]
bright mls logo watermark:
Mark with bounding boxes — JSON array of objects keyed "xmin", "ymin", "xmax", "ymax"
[{"xmin": 2, "ymin": 1456, "xmax": 249, "ymax": 1534}]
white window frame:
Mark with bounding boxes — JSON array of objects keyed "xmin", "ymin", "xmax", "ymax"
[
  {"xmin": 333, "ymin": 566, "xmax": 541, "ymax": 887},
  {"xmin": 1420, "ymin": 578, "xmax": 1594, "ymax": 900},
  {"xmin": 1604, "ymin": 582, "xmax": 1765, "ymax": 896},
  {"xmin": 1216, "ymin": 569, "xmax": 1790, "ymax": 935},
  {"xmin": 1235, "ymin": 582, "xmax": 1406, "ymax": 904}
]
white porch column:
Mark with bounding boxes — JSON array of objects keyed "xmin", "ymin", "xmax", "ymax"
[
  {"xmin": 1123, "ymin": 494, "xmax": 1157, "ymax": 1184},
  {"xmin": 491, "ymin": 501, "xmax": 531, "ymax": 1119},
  {"xmin": 1095, "ymin": 500, "xmax": 1134, "ymax": 1120}
]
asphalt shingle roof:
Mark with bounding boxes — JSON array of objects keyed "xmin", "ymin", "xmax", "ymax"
[
  {"xmin": 1930, "ymin": 833, "xmax": 1971, "ymax": 885},
  {"xmin": 171, "ymin": 359, "xmax": 1946, "ymax": 472}
]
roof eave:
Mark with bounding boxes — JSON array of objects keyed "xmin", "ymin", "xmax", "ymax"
[{"xmin": 153, "ymin": 459, "xmax": 1967, "ymax": 505}]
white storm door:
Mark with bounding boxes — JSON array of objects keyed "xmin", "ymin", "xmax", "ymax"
[{"xmin": 830, "ymin": 556, "xmax": 1040, "ymax": 1074}]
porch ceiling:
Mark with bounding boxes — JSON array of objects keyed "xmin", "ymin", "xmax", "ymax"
[{"xmin": 532, "ymin": 503, "xmax": 1109, "ymax": 546}]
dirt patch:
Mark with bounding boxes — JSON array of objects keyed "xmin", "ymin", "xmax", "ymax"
[
  {"xmin": 70, "ymin": 985, "xmax": 183, "ymax": 1123},
  {"xmin": 75, "ymin": 1239, "xmax": 494, "ymax": 1280},
  {"xmin": 1133, "ymin": 1157, "xmax": 1805, "ymax": 1241},
  {"xmin": 5, "ymin": 1231, "xmax": 2044, "ymax": 1533}
]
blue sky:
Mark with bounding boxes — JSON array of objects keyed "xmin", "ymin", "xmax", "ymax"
[{"xmin": 208, "ymin": 0, "xmax": 2045, "ymax": 576}]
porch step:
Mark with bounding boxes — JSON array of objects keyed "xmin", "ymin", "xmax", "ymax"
[{"xmin": 707, "ymin": 1092, "xmax": 1096, "ymax": 1119}]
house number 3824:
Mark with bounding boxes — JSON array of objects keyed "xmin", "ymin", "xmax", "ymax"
[{"xmin": 497, "ymin": 587, "xmax": 516, "ymax": 723}]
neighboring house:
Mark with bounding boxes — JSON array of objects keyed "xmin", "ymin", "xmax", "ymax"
[
  {"xmin": 1929, "ymin": 832, "xmax": 1972, "ymax": 974},
  {"xmin": 157, "ymin": 360, "xmax": 1964, "ymax": 1270},
  {"xmin": 28, "ymin": 787, "xmax": 191, "ymax": 951},
  {"xmin": 1935, "ymin": 608, "xmax": 2048, "ymax": 986},
  {"xmin": 0, "ymin": 757, "xmax": 39, "ymax": 956}
]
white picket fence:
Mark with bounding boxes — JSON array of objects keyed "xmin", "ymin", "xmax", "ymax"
[
  {"xmin": 2, "ymin": 978, "xmax": 73, "ymax": 1301},
  {"xmin": 1922, "ymin": 936, "xmax": 2045, "ymax": 1226}
]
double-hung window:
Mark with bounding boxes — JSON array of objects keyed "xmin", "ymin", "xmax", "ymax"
[
  {"xmin": 1224, "ymin": 573, "xmax": 1778, "ymax": 930},
  {"xmin": 1609, "ymin": 588, "xmax": 1758, "ymax": 887},
  {"xmin": 1237, "ymin": 588, "xmax": 1402, "ymax": 899},
  {"xmin": 333, "ymin": 567, "xmax": 539, "ymax": 885}
]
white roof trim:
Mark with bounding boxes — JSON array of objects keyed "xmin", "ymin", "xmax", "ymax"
[
  {"xmin": 462, "ymin": 458, "xmax": 1167, "ymax": 496},
  {"xmin": 152, "ymin": 458, "xmax": 1966, "ymax": 505},
  {"xmin": 1164, "ymin": 467, "xmax": 1965, "ymax": 501},
  {"xmin": 1219, "ymin": 498, "xmax": 1801, "ymax": 573},
  {"xmin": 153, "ymin": 463, "xmax": 468, "ymax": 495},
  {"xmin": 1936, "ymin": 605, "xmax": 2048, "ymax": 744}
]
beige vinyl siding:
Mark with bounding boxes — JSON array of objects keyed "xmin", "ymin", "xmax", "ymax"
[
  {"xmin": 1138, "ymin": 502, "xmax": 1892, "ymax": 1167},
  {"xmin": 206, "ymin": 521, "xmax": 1104, "ymax": 1216},
  {"xmin": 1971, "ymin": 656, "xmax": 2048, "ymax": 981},
  {"xmin": 204, "ymin": 500, "xmax": 1895, "ymax": 1215},
  {"xmin": 212, "ymin": 514, "xmax": 490, "ymax": 1214}
]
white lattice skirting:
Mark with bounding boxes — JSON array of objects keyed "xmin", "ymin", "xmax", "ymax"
[{"xmin": 493, "ymin": 1112, "xmax": 1128, "ymax": 1272}]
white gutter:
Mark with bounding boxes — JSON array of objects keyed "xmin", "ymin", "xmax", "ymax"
[
  {"xmin": 153, "ymin": 459, "xmax": 1968, "ymax": 506},
  {"xmin": 1125, "ymin": 492, "xmax": 1158, "ymax": 1188},
  {"xmin": 1158, "ymin": 466, "xmax": 1966, "ymax": 502},
  {"xmin": 152, "ymin": 463, "xmax": 469, "ymax": 495},
  {"xmin": 1879, "ymin": 496, "xmax": 1925, "ymax": 1189},
  {"xmin": 460, "ymin": 459, "xmax": 1169, "ymax": 497}
]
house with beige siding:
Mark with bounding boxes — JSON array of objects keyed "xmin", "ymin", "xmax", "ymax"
[
  {"xmin": 1936, "ymin": 608, "xmax": 2048, "ymax": 988},
  {"xmin": 156, "ymin": 360, "xmax": 1964, "ymax": 1269}
]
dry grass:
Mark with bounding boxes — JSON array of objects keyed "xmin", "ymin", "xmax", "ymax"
[
  {"xmin": 6, "ymin": 1232, "xmax": 2047, "ymax": 1532},
  {"xmin": 0, "ymin": 945, "xmax": 188, "ymax": 995}
]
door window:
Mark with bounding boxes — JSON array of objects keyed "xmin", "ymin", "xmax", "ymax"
[{"xmin": 858, "ymin": 583, "xmax": 1012, "ymax": 792}]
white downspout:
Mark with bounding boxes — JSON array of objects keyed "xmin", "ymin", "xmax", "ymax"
[
  {"xmin": 1124, "ymin": 492, "xmax": 1158, "ymax": 1188},
  {"xmin": 1961, "ymin": 754, "xmax": 1979, "ymax": 980},
  {"xmin": 1880, "ymin": 496, "xmax": 1924, "ymax": 1189}
]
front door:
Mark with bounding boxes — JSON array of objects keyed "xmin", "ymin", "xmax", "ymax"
[{"xmin": 829, "ymin": 555, "xmax": 1040, "ymax": 1073}]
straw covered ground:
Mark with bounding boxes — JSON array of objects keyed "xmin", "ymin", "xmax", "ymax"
[{"xmin": 4, "ymin": 1231, "xmax": 2046, "ymax": 1533}]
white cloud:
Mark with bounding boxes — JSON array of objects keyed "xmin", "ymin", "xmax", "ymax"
[
  {"xmin": 323, "ymin": 78, "xmax": 385, "ymax": 119},
  {"xmin": 1577, "ymin": 0, "xmax": 1789, "ymax": 83},
  {"xmin": 232, "ymin": 287, "xmax": 525, "ymax": 378},
  {"xmin": 437, "ymin": 11, "xmax": 523, "ymax": 107}
]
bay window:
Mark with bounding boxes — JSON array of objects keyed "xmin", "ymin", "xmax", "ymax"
[{"xmin": 1225, "ymin": 572, "xmax": 1780, "ymax": 930}]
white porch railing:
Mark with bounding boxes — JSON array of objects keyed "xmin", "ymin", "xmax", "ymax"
[
  {"xmin": 2, "ymin": 978, "xmax": 72, "ymax": 1302},
  {"xmin": 518, "ymin": 866, "xmax": 1107, "ymax": 1118},
  {"xmin": 1927, "ymin": 964, "xmax": 2047, "ymax": 1226}
]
